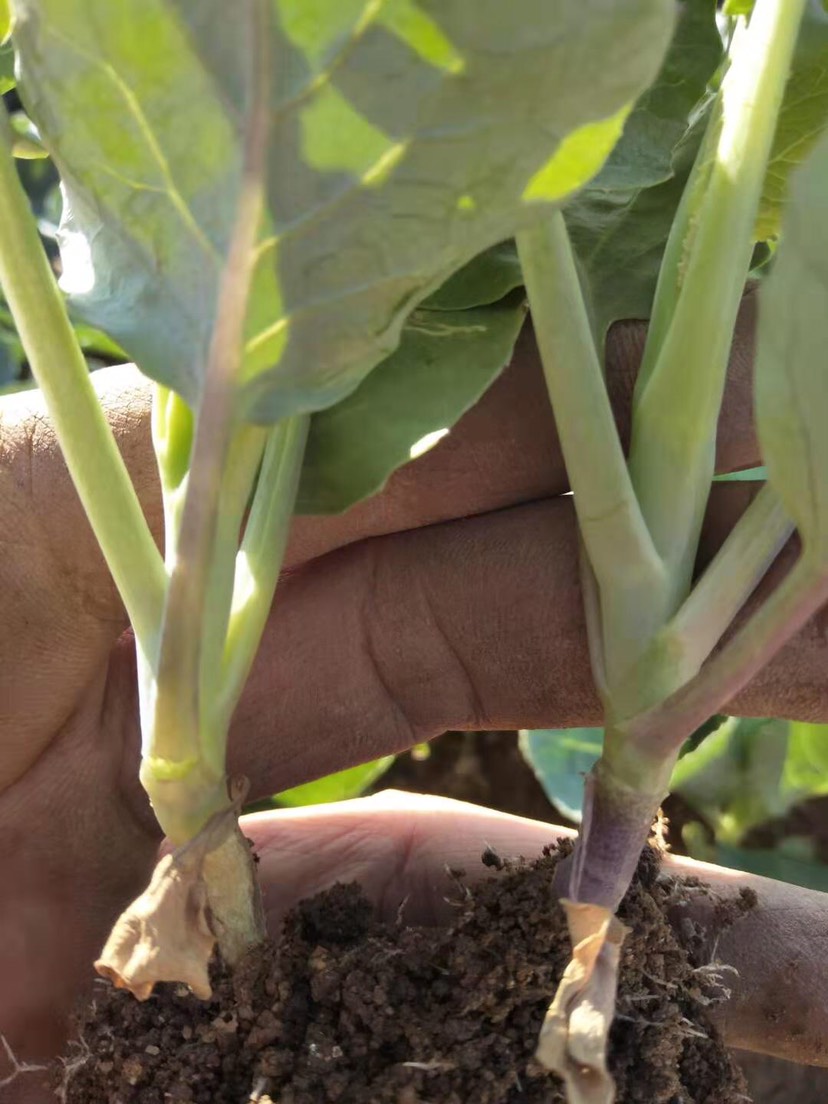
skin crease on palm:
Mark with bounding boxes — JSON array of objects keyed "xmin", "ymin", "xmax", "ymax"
[{"xmin": 2, "ymin": 297, "xmax": 828, "ymax": 1102}]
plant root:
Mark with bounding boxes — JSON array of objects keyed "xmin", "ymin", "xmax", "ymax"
[
  {"xmin": 95, "ymin": 791, "xmax": 263, "ymax": 1001},
  {"xmin": 535, "ymin": 899, "xmax": 628, "ymax": 1104},
  {"xmin": 0, "ymin": 1033, "xmax": 47, "ymax": 1089}
]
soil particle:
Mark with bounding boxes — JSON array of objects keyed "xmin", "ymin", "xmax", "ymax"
[{"xmin": 61, "ymin": 842, "xmax": 748, "ymax": 1104}]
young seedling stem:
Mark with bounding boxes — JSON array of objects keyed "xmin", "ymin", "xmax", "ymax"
[
  {"xmin": 516, "ymin": 211, "xmax": 666, "ymax": 682},
  {"xmin": 523, "ymin": 3, "xmax": 810, "ymax": 1095},
  {"xmin": 624, "ymin": 558, "xmax": 828, "ymax": 760},
  {"xmin": 142, "ymin": 0, "xmax": 272, "ymax": 844}
]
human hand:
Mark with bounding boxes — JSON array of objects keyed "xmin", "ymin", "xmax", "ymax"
[{"xmin": 1, "ymin": 302, "xmax": 827, "ymax": 1100}]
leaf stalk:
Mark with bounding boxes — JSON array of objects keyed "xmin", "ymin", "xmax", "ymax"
[
  {"xmin": 0, "ymin": 102, "xmax": 165, "ymax": 653},
  {"xmin": 628, "ymin": 0, "xmax": 808, "ymax": 603}
]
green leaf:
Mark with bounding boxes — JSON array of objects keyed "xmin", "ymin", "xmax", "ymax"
[
  {"xmin": 670, "ymin": 716, "xmax": 797, "ymax": 843},
  {"xmin": 565, "ymin": 0, "xmax": 724, "ymax": 340},
  {"xmin": 298, "ymin": 292, "xmax": 526, "ymax": 513},
  {"xmin": 430, "ymin": 3, "xmax": 722, "ymax": 330},
  {"xmin": 273, "ymin": 757, "xmax": 395, "ymax": 807},
  {"xmin": 713, "ymin": 466, "xmax": 767, "ymax": 482},
  {"xmin": 9, "ymin": 111, "xmax": 47, "ymax": 159},
  {"xmin": 0, "ymin": 329, "xmax": 22, "ymax": 384},
  {"xmin": 782, "ymin": 722, "xmax": 828, "ymax": 796},
  {"xmin": 595, "ymin": 0, "xmax": 723, "ymax": 191},
  {"xmin": 566, "ymin": 154, "xmax": 692, "ymax": 340},
  {"xmin": 756, "ymin": 0, "xmax": 828, "ymax": 241},
  {"xmin": 423, "ymin": 241, "xmax": 522, "ymax": 311},
  {"xmin": 14, "ymin": 0, "xmax": 674, "ymax": 422},
  {"xmin": 712, "ymin": 841, "xmax": 828, "ymax": 893},
  {"xmin": 722, "ymin": 1, "xmax": 754, "ymax": 17},
  {"xmin": 0, "ymin": 40, "xmax": 13, "ymax": 94},
  {"xmin": 518, "ymin": 728, "xmax": 604, "ymax": 823},
  {"xmin": 756, "ymin": 131, "xmax": 828, "ymax": 563}
]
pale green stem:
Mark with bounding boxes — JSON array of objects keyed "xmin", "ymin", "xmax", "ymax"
[
  {"xmin": 631, "ymin": 90, "xmax": 724, "ymax": 400},
  {"xmin": 628, "ymin": 0, "xmax": 807, "ymax": 602},
  {"xmin": 612, "ymin": 483, "xmax": 793, "ymax": 719},
  {"xmin": 623, "ymin": 556, "xmax": 828, "ymax": 761},
  {"xmin": 516, "ymin": 213, "xmax": 665, "ymax": 670},
  {"xmin": 579, "ymin": 538, "xmax": 608, "ymax": 704},
  {"xmin": 197, "ymin": 422, "xmax": 267, "ymax": 758},
  {"xmin": 152, "ymin": 384, "xmax": 194, "ymax": 563},
  {"xmin": 142, "ymin": 2, "xmax": 270, "ymax": 843},
  {"xmin": 0, "ymin": 105, "xmax": 165, "ymax": 651},
  {"xmin": 658, "ymin": 484, "xmax": 791, "ymax": 670},
  {"xmin": 213, "ymin": 414, "xmax": 310, "ymax": 734}
]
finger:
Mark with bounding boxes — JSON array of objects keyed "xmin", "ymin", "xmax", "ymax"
[
  {"xmin": 6, "ymin": 293, "xmax": 759, "ymax": 622},
  {"xmin": 664, "ymin": 850, "xmax": 828, "ymax": 1066},
  {"xmin": 248, "ymin": 789, "xmax": 573, "ymax": 928},
  {"xmin": 3, "ymin": 298, "xmax": 759, "ymax": 784},
  {"xmin": 284, "ymin": 294, "xmax": 759, "ymax": 567},
  {"xmin": 224, "ymin": 482, "xmax": 824, "ymax": 801},
  {"xmin": 244, "ymin": 791, "xmax": 828, "ymax": 1067}
]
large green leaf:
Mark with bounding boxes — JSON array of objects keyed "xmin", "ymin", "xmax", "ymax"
[
  {"xmin": 756, "ymin": 0, "xmax": 828, "ymax": 241},
  {"xmin": 594, "ymin": 0, "xmax": 722, "ymax": 191},
  {"xmin": 298, "ymin": 292, "xmax": 526, "ymax": 513},
  {"xmin": 274, "ymin": 756, "xmax": 395, "ymax": 807},
  {"xmin": 425, "ymin": 2, "xmax": 723, "ymax": 325},
  {"xmin": 670, "ymin": 717, "xmax": 795, "ymax": 842},
  {"xmin": 782, "ymin": 722, "xmax": 828, "ymax": 796},
  {"xmin": 674, "ymin": 716, "xmax": 828, "ymax": 852},
  {"xmin": 423, "ymin": 241, "xmax": 522, "ymax": 312},
  {"xmin": 566, "ymin": 149, "xmax": 693, "ymax": 339},
  {"xmin": 518, "ymin": 728, "xmax": 604, "ymax": 823},
  {"xmin": 710, "ymin": 841, "xmax": 828, "ymax": 892},
  {"xmin": 12, "ymin": 0, "xmax": 674, "ymax": 423},
  {"xmin": 565, "ymin": 0, "xmax": 723, "ymax": 338},
  {"xmin": 756, "ymin": 131, "xmax": 828, "ymax": 562}
]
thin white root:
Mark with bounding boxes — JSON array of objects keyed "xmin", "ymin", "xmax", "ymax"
[
  {"xmin": 0, "ymin": 1033, "xmax": 48, "ymax": 1089},
  {"xmin": 535, "ymin": 900, "xmax": 628, "ymax": 1104},
  {"xmin": 247, "ymin": 1076, "xmax": 273, "ymax": 1101}
]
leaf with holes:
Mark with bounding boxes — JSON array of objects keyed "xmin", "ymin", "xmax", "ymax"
[{"xmin": 12, "ymin": 0, "xmax": 673, "ymax": 422}]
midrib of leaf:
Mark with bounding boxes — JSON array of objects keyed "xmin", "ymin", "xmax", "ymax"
[
  {"xmin": 86, "ymin": 164, "xmax": 169, "ymax": 195},
  {"xmin": 269, "ymin": 0, "xmax": 385, "ymax": 128},
  {"xmin": 244, "ymin": 272, "xmax": 418, "ymax": 359},
  {"xmin": 44, "ymin": 0, "xmax": 408, "ymax": 372},
  {"xmin": 50, "ymin": 0, "xmax": 464, "ymax": 372}
]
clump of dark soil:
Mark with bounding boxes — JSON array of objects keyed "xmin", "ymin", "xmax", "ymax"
[{"xmin": 60, "ymin": 843, "xmax": 750, "ymax": 1104}]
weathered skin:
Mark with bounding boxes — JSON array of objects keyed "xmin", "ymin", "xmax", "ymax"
[{"xmin": 1, "ymin": 298, "xmax": 827, "ymax": 1101}]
